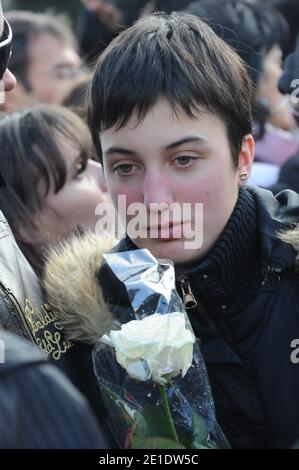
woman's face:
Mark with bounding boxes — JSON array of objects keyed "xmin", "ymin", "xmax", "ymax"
[
  {"xmin": 38, "ymin": 136, "xmax": 109, "ymax": 243},
  {"xmin": 101, "ymin": 99, "xmax": 254, "ymax": 265},
  {"xmin": 258, "ymin": 45, "xmax": 297, "ymax": 132}
]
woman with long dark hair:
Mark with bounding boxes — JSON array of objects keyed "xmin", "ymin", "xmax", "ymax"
[{"xmin": 0, "ymin": 104, "xmax": 108, "ymax": 272}]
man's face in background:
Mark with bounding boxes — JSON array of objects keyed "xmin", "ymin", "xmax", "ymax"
[
  {"xmin": 3, "ymin": 29, "xmax": 82, "ymax": 113},
  {"xmin": 25, "ymin": 31, "xmax": 82, "ymax": 104}
]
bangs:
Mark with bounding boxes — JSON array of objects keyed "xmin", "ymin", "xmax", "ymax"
[
  {"xmin": 0, "ymin": 105, "xmax": 92, "ymax": 213},
  {"xmin": 88, "ymin": 12, "xmax": 252, "ymax": 161}
]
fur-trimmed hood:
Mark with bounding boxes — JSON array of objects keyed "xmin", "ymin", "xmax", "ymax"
[
  {"xmin": 43, "ymin": 233, "xmax": 117, "ymax": 344},
  {"xmin": 280, "ymin": 224, "xmax": 299, "ymax": 266},
  {"xmin": 43, "ymin": 226, "xmax": 299, "ymax": 347}
]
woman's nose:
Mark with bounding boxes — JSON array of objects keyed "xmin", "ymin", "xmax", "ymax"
[{"xmin": 143, "ymin": 171, "xmax": 174, "ymax": 207}]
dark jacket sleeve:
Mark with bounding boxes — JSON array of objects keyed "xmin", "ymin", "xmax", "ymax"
[
  {"xmin": 0, "ymin": 331, "xmax": 108, "ymax": 449},
  {"xmin": 79, "ymin": 10, "xmax": 115, "ymax": 63}
]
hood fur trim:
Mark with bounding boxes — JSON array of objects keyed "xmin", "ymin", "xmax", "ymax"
[
  {"xmin": 43, "ymin": 232, "xmax": 117, "ymax": 344},
  {"xmin": 279, "ymin": 224, "xmax": 299, "ymax": 265}
]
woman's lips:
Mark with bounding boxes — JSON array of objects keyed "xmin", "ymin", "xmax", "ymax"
[{"xmin": 146, "ymin": 222, "xmax": 190, "ymax": 240}]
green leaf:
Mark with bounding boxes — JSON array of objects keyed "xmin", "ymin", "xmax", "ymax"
[
  {"xmin": 191, "ymin": 411, "xmax": 220, "ymax": 449},
  {"xmin": 134, "ymin": 413, "xmax": 150, "ymax": 438},
  {"xmin": 192, "ymin": 411, "xmax": 209, "ymax": 444},
  {"xmin": 142, "ymin": 404, "xmax": 175, "ymax": 439},
  {"xmin": 132, "ymin": 436, "xmax": 186, "ymax": 449}
]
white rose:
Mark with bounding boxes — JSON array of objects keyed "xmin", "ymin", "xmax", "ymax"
[{"xmin": 101, "ymin": 312, "xmax": 195, "ymax": 385}]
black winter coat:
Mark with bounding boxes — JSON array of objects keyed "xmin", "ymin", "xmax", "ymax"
[
  {"xmin": 0, "ymin": 330, "xmax": 107, "ymax": 448},
  {"xmin": 99, "ymin": 186, "xmax": 299, "ymax": 449}
]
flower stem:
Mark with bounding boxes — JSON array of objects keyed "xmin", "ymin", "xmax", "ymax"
[{"xmin": 159, "ymin": 384, "xmax": 179, "ymax": 442}]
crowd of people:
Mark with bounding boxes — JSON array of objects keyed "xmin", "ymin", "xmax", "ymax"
[{"xmin": 1, "ymin": 0, "xmax": 299, "ymax": 450}]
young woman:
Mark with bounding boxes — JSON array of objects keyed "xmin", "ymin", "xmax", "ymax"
[
  {"xmin": 43, "ymin": 12, "xmax": 299, "ymax": 448},
  {"xmin": 0, "ymin": 104, "xmax": 108, "ymax": 272}
]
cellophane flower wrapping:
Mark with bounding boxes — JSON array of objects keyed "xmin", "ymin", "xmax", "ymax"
[{"xmin": 93, "ymin": 249, "xmax": 230, "ymax": 449}]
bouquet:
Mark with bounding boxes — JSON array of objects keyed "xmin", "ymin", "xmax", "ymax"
[{"xmin": 93, "ymin": 249, "xmax": 230, "ymax": 449}]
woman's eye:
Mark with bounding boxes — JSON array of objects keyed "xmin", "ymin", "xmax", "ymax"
[
  {"xmin": 175, "ymin": 156, "xmax": 196, "ymax": 166},
  {"xmin": 113, "ymin": 164, "xmax": 135, "ymax": 175},
  {"xmin": 74, "ymin": 160, "xmax": 86, "ymax": 178}
]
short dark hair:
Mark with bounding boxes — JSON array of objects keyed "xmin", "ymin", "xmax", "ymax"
[
  {"xmin": 87, "ymin": 12, "xmax": 253, "ymax": 166},
  {"xmin": 6, "ymin": 10, "xmax": 77, "ymax": 90}
]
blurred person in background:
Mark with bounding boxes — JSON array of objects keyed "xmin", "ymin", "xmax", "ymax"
[
  {"xmin": 58, "ymin": 73, "xmax": 91, "ymax": 121},
  {"xmin": 10, "ymin": 0, "xmax": 81, "ymax": 30},
  {"xmin": 270, "ymin": 41, "xmax": 299, "ymax": 196},
  {"xmin": 79, "ymin": 0, "xmax": 124, "ymax": 64},
  {"xmin": 79, "ymin": 0, "xmax": 150, "ymax": 63},
  {"xmin": 185, "ymin": 0, "xmax": 299, "ymax": 188},
  {"xmin": 186, "ymin": 0, "xmax": 296, "ymax": 135},
  {"xmin": 3, "ymin": 10, "xmax": 83, "ymax": 113},
  {"xmin": 269, "ymin": 0, "xmax": 299, "ymax": 56}
]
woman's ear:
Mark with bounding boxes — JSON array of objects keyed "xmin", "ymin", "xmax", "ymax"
[{"xmin": 238, "ymin": 134, "xmax": 255, "ymax": 186}]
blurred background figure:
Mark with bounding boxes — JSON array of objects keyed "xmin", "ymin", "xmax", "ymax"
[
  {"xmin": 3, "ymin": 11, "xmax": 83, "ymax": 113},
  {"xmin": 79, "ymin": 0, "xmax": 122, "ymax": 64},
  {"xmin": 185, "ymin": 0, "xmax": 299, "ymax": 188},
  {"xmin": 149, "ymin": 0, "xmax": 193, "ymax": 13},
  {"xmin": 2, "ymin": 1, "xmax": 222, "ymax": 67},
  {"xmin": 245, "ymin": 1, "xmax": 299, "ymax": 57},
  {"xmin": 79, "ymin": 0, "xmax": 152, "ymax": 63},
  {"xmin": 2, "ymin": 1, "xmax": 298, "ymax": 190},
  {"xmin": 6, "ymin": 0, "xmax": 81, "ymax": 21},
  {"xmin": 0, "ymin": 105, "xmax": 108, "ymax": 273},
  {"xmin": 58, "ymin": 73, "xmax": 92, "ymax": 121},
  {"xmin": 269, "ymin": 0, "xmax": 299, "ymax": 56},
  {"xmin": 269, "ymin": 39, "xmax": 299, "ymax": 195}
]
